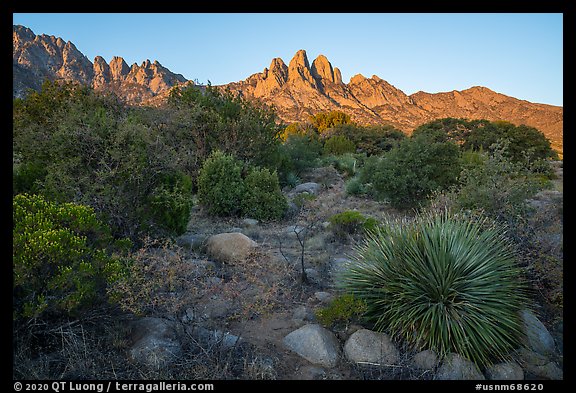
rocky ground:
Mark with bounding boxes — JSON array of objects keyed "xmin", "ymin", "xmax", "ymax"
[{"xmin": 124, "ymin": 164, "xmax": 563, "ymax": 380}]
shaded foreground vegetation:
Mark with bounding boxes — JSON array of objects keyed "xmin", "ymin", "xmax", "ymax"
[{"xmin": 13, "ymin": 81, "xmax": 562, "ymax": 380}]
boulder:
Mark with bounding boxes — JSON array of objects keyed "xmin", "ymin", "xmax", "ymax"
[
  {"xmin": 413, "ymin": 350, "xmax": 439, "ymax": 371},
  {"xmin": 283, "ymin": 324, "xmax": 341, "ymax": 368},
  {"xmin": 290, "ymin": 182, "xmax": 321, "ymax": 195},
  {"xmin": 175, "ymin": 233, "xmax": 207, "ymax": 252},
  {"xmin": 343, "ymin": 329, "xmax": 399, "ymax": 365},
  {"xmin": 435, "ymin": 353, "xmax": 485, "ymax": 380},
  {"xmin": 129, "ymin": 317, "xmax": 182, "ymax": 367},
  {"xmin": 486, "ymin": 362, "xmax": 524, "ymax": 380},
  {"xmin": 314, "ymin": 291, "xmax": 334, "ymax": 304},
  {"xmin": 304, "ymin": 268, "xmax": 322, "ymax": 285},
  {"xmin": 518, "ymin": 348, "xmax": 563, "ymax": 380},
  {"xmin": 520, "ymin": 309, "xmax": 556, "ymax": 356},
  {"xmin": 206, "ymin": 232, "xmax": 257, "ymax": 264}
]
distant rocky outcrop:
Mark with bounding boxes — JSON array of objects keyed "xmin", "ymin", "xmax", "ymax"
[
  {"xmin": 13, "ymin": 25, "xmax": 563, "ymax": 154},
  {"xmin": 13, "ymin": 25, "xmax": 187, "ymax": 105},
  {"xmin": 224, "ymin": 49, "xmax": 563, "ymax": 155}
]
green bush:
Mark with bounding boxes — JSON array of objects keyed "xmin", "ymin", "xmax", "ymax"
[
  {"xmin": 197, "ymin": 151, "xmax": 246, "ymax": 217},
  {"xmin": 315, "ymin": 293, "xmax": 367, "ymax": 328},
  {"xmin": 277, "ymin": 134, "xmax": 322, "ymax": 177},
  {"xmin": 327, "ymin": 123, "xmax": 406, "ymax": 156},
  {"xmin": 13, "ymin": 194, "xmax": 130, "ymax": 319},
  {"xmin": 329, "ymin": 211, "xmax": 377, "ymax": 240},
  {"xmin": 345, "ymin": 176, "xmax": 368, "ymax": 196},
  {"xmin": 321, "ymin": 153, "xmax": 361, "ymax": 178},
  {"xmin": 309, "ymin": 110, "xmax": 353, "ymax": 134},
  {"xmin": 455, "ymin": 140, "xmax": 545, "ymax": 223},
  {"xmin": 367, "ymin": 134, "xmax": 462, "ymax": 209},
  {"xmin": 241, "ymin": 167, "xmax": 288, "ymax": 220},
  {"xmin": 323, "ymin": 135, "xmax": 356, "ymax": 155},
  {"xmin": 340, "ymin": 211, "xmax": 527, "ymax": 366},
  {"xmin": 145, "ymin": 172, "xmax": 193, "ymax": 235}
]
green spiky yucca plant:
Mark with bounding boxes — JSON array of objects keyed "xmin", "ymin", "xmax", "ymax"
[{"xmin": 339, "ymin": 210, "xmax": 528, "ymax": 367}]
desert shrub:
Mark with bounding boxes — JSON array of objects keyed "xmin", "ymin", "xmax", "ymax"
[
  {"xmin": 277, "ymin": 134, "xmax": 322, "ymax": 177},
  {"xmin": 345, "ymin": 176, "xmax": 368, "ymax": 196},
  {"xmin": 321, "ymin": 153, "xmax": 362, "ymax": 178},
  {"xmin": 454, "ymin": 140, "xmax": 545, "ymax": 225},
  {"xmin": 463, "ymin": 121, "xmax": 557, "ymax": 163},
  {"xmin": 13, "ymin": 82, "xmax": 193, "ymax": 239},
  {"xmin": 168, "ymin": 84, "xmax": 282, "ymax": 168},
  {"xmin": 327, "ymin": 123, "xmax": 406, "ymax": 155},
  {"xmin": 323, "ymin": 135, "xmax": 356, "ymax": 155},
  {"xmin": 197, "ymin": 151, "xmax": 246, "ymax": 217},
  {"xmin": 309, "ymin": 110, "xmax": 353, "ymax": 133},
  {"xmin": 366, "ymin": 134, "xmax": 462, "ymax": 209},
  {"xmin": 340, "ymin": 211, "xmax": 528, "ymax": 366},
  {"xmin": 241, "ymin": 167, "xmax": 288, "ymax": 220},
  {"xmin": 329, "ymin": 211, "xmax": 377, "ymax": 240},
  {"xmin": 412, "ymin": 117, "xmax": 481, "ymax": 145},
  {"xmin": 13, "ymin": 194, "xmax": 130, "ymax": 319},
  {"xmin": 145, "ymin": 172, "xmax": 194, "ymax": 235},
  {"xmin": 315, "ymin": 293, "xmax": 367, "ymax": 329}
]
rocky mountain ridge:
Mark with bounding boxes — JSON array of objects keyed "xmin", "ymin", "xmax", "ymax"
[
  {"xmin": 13, "ymin": 25, "xmax": 563, "ymax": 154},
  {"xmin": 13, "ymin": 25, "xmax": 187, "ymax": 105},
  {"xmin": 225, "ymin": 49, "xmax": 563, "ymax": 154}
]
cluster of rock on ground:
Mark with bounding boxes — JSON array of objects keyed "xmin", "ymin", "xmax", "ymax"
[{"xmin": 126, "ymin": 165, "xmax": 563, "ymax": 380}]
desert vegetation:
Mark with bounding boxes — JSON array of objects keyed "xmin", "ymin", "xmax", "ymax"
[{"xmin": 13, "ymin": 83, "xmax": 562, "ymax": 380}]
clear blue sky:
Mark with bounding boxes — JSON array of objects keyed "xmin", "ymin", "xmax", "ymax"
[{"xmin": 13, "ymin": 13, "xmax": 563, "ymax": 106}]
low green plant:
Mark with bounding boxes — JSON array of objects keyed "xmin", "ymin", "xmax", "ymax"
[
  {"xmin": 13, "ymin": 194, "xmax": 130, "ymax": 319},
  {"xmin": 323, "ymin": 135, "xmax": 356, "ymax": 155},
  {"xmin": 329, "ymin": 210, "xmax": 377, "ymax": 240},
  {"xmin": 322, "ymin": 153, "xmax": 360, "ymax": 178},
  {"xmin": 340, "ymin": 210, "xmax": 528, "ymax": 366},
  {"xmin": 315, "ymin": 293, "xmax": 367, "ymax": 328}
]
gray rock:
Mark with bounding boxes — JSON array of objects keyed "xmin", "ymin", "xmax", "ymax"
[
  {"xmin": 304, "ymin": 268, "xmax": 322, "ymax": 285},
  {"xmin": 518, "ymin": 348, "xmax": 563, "ymax": 380},
  {"xmin": 486, "ymin": 362, "xmax": 524, "ymax": 380},
  {"xmin": 206, "ymin": 232, "xmax": 257, "ymax": 264},
  {"xmin": 194, "ymin": 327, "xmax": 242, "ymax": 350},
  {"xmin": 198, "ymin": 295, "xmax": 234, "ymax": 320},
  {"xmin": 291, "ymin": 182, "xmax": 321, "ymax": 195},
  {"xmin": 343, "ymin": 329, "xmax": 399, "ymax": 365},
  {"xmin": 520, "ymin": 309, "xmax": 556, "ymax": 356},
  {"xmin": 292, "ymin": 305, "xmax": 317, "ymax": 324},
  {"xmin": 435, "ymin": 353, "xmax": 485, "ymax": 380},
  {"xmin": 241, "ymin": 218, "xmax": 259, "ymax": 228},
  {"xmin": 413, "ymin": 350, "xmax": 439, "ymax": 371},
  {"xmin": 283, "ymin": 324, "xmax": 341, "ymax": 368},
  {"xmin": 314, "ymin": 291, "xmax": 334, "ymax": 304},
  {"xmin": 176, "ymin": 234, "xmax": 207, "ymax": 252},
  {"xmin": 129, "ymin": 317, "xmax": 182, "ymax": 367}
]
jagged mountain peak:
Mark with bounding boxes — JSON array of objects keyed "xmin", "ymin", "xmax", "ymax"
[
  {"xmin": 13, "ymin": 25, "xmax": 187, "ymax": 105},
  {"xmin": 12, "ymin": 28, "xmax": 563, "ymax": 155}
]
